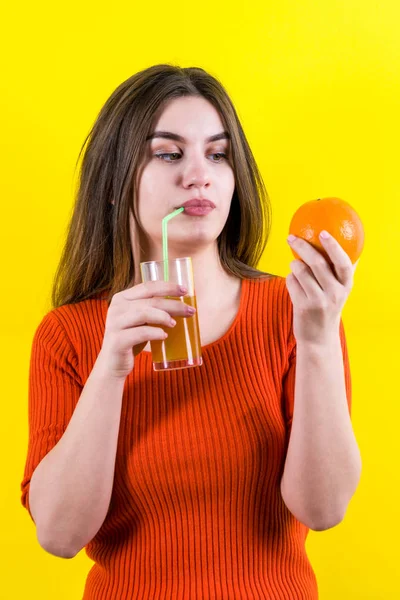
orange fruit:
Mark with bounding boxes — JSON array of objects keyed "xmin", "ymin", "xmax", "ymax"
[{"xmin": 288, "ymin": 197, "xmax": 365, "ymax": 267}]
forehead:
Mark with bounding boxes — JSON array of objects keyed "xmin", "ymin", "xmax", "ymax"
[{"xmin": 151, "ymin": 96, "xmax": 226, "ymax": 139}]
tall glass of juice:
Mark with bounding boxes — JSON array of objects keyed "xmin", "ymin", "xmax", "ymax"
[{"xmin": 140, "ymin": 257, "xmax": 202, "ymax": 372}]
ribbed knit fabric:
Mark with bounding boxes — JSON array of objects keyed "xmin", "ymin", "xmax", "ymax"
[{"xmin": 21, "ymin": 275, "xmax": 352, "ymax": 599}]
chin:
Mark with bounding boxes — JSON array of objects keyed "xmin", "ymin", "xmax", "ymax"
[{"xmin": 170, "ymin": 230, "xmax": 216, "ymax": 252}]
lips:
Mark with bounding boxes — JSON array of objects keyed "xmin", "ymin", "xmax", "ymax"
[{"xmin": 177, "ymin": 199, "xmax": 216, "ymax": 209}]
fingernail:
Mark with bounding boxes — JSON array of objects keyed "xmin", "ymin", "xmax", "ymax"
[
  {"xmin": 187, "ymin": 307, "xmax": 196, "ymax": 314},
  {"xmin": 179, "ymin": 286, "xmax": 188, "ymax": 294},
  {"xmin": 320, "ymin": 230, "xmax": 330, "ymax": 239},
  {"xmin": 287, "ymin": 234, "xmax": 297, "ymax": 243}
]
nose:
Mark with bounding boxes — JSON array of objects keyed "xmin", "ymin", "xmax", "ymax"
[{"xmin": 181, "ymin": 156, "xmax": 211, "ymax": 189}]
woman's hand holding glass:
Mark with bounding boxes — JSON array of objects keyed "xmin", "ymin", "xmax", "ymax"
[{"xmin": 98, "ymin": 281, "xmax": 195, "ymax": 380}]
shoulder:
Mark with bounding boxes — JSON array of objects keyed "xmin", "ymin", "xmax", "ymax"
[
  {"xmin": 247, "ymin": 273, "xmax": 291, "ymax": 306},
  {"xmin": 33, "ymin": 295, "xmax": 106, "ymax": 352},
  {"xmin": 245, "ymin": 273, "xmax": 294, "ymax": 343}
]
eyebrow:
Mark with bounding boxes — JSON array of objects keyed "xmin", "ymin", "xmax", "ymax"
[{"xmin": 146, "ymin": 130, "xmax": 230, "ymax": 143}]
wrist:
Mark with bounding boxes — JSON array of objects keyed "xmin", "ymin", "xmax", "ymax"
[
  {"xmin": 296, "ymin": 335, "xmax": 341, "ymax": 353},
  {"xmin": 94, "ymin": 351, "xmax": 129, "ymax": 383}
]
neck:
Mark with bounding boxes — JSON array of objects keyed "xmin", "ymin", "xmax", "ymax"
[
  {"xmin": 185, "ymin": 244, "xmax": 233, "ymax": 305},
  {"xmin": 137, "ymin": 243, "xmax": 236, "ymax": 305}
]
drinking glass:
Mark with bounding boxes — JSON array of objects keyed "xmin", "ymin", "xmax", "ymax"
[{"xmin": 140, "ymin": 257, "xmax": 202, "ymax": 371}]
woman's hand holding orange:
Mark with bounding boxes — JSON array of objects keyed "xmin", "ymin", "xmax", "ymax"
[{"xmin": 286, "ymin": 230, "xmax": 359, "ymax": 346}]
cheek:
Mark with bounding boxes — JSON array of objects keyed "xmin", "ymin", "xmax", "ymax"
[
  {"xmin": 137, "ymin": 164, "xmax": 161, "ymax": 198},
  {"xmin": 223, "ymin": 166, "xmax": 235, "ymax": 192},
  {"xmin": 221, "ymin": 169, "xmax": 236, "ymax": 209},
  {"xmin": 135, "ymin": 166, "xmax": 164, "ymax": 233}
]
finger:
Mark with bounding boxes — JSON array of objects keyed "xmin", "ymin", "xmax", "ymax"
[
  {"xmin": 318, "ymin": 232, "xmax": 354, "ymax": 286},
  {"xmin": 288, "ymin": 233, "xmax": 334, "ymax": 291},
  {"xmin": 119, "ymin": 281, "xmax": 188, "ymax": 301},
  {"xmin": 288, "ymin": 233, "xmax": 351, "ymax": 288},
  {"xmin": 286, "ymin": 271, "xmax": 305, "ymax": 300},
  {"xmin": 290, "ymin": 259, "xmax": 324, "ymax": 298},
  {"xmin": 117, "ymin": 306, "xmax": 176, "ymax": 331},
  {"xmin": 150, "ymin": 297, "xmax": 196, "ymax": 317},
  {"xmin": 118, "ymin": 326, "xmax": 169, "ymax": 353}
]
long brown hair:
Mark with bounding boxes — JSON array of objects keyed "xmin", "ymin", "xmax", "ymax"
[{"xmin": 51, "ymin": 64, "xmax": 273, "ymax": 308}]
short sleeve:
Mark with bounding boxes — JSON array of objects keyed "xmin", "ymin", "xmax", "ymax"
[
  {"xmin": 20, "ymin": 312, "xmax": 83, "ymax": 521},
  {"xmin": 282, "ymin": 318, "xmax": 352, "ymax": 436}
]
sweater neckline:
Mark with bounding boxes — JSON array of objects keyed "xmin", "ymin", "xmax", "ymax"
[{"xmin": 140, "ymin": 277, "xmax": 249, "ymax": 356}]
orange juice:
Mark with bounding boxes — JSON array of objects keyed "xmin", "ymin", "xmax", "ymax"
[{"xmin": 150, "ymin": 295, "xmax": 202, "ymax": 370}]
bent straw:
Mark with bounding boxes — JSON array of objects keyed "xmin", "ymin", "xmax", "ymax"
[{"xmin": 162, "ymin": 207, "xmax": 184, "ymax": 281}]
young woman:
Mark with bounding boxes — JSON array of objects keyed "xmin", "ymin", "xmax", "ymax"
[{"xmin": 21, "ymin": 64, "xmax": 361, "ymax": 599}]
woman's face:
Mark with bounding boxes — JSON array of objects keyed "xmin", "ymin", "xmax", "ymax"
[{"xmin": 134, "ymin": 96, "xmax": 235, "ymax": 260}]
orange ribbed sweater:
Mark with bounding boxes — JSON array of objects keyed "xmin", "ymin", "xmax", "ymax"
[{"xmin": 21, "ymin": 275, "xmax": 352, "ymax": 599}]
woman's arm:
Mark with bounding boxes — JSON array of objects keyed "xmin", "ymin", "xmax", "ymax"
[
  {"xmin": 29, "ymin": 352, "xmax": 126, "ymax": 558},
  {"xmin": 280, "ymin": 337, "xmax": 362, "ymax": 531}
]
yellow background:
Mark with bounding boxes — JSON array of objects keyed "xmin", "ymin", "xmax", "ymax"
[{"xmin": 1, "ymin": 0, "xmax": 398, "ymax": 598}]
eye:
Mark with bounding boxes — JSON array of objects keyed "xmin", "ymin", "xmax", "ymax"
[
  {"xmin": 210, "ymin": 152, "xmax": 227, "ymax": 162},
  {"xmin": 153, "ymin": 152, "xmax": 228, "ymax": 163},
  {"xmin": 154, "ymin": 153, "xmax": 181, "ymax": 162}
]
